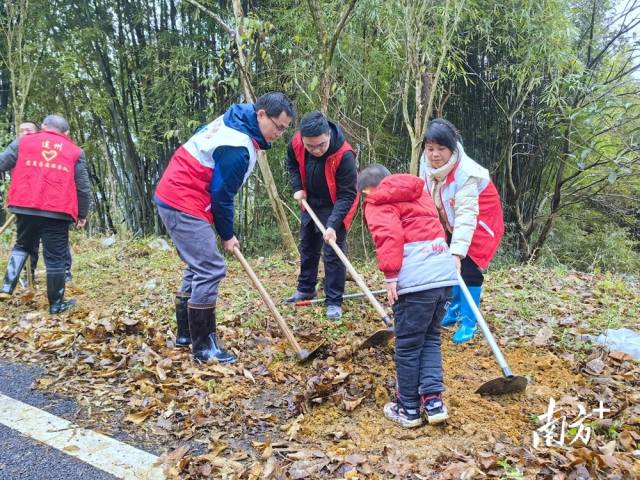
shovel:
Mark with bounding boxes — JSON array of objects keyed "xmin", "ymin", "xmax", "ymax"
[
  {"xmin": 457, "ymin": 272, "xmax": 527, "ymax": 395},
  {"xmin": 293, "ymin": 289, "xmax": 386, "ymax": 306},
  {"xmin": 233, "ymin": 246, "xmax": 323, "ymax": 362},
  {"xmin": 0, "ymin": 214, "xmax": 16, "ymax": 236},
  {"xmin": 300, "ymin": 199, "xmax": 394, "ymax": 349}
]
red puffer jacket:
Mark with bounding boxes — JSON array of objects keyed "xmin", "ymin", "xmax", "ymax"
[{"xmin": 363, "ymin": 174, "xmax": 457, "ymax": 294}]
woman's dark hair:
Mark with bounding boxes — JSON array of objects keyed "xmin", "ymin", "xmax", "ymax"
[
  {"xmin": 255, "ymin": 91, "xmax": 296, "ymax": 119},
  {"xmin": 300, "ymin": 111, "xmax": 331, "ymax": 137},
  {"xmin": 423, "ymin": 118, "xmax": 461, "ymax": 152}
]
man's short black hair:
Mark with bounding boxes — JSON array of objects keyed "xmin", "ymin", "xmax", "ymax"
[
  {"xmin": 423, "ymin": 118, "xmax": 460, "ymax": 152},
  {"xmin": 20, "ymin": 121, "xmax": 39, "ymax": 130},
  {"xmin": 357, "ymin": 163, "xmax": 392, "ymax": 192},
  {"xmin": 255, "ymin": 92, "xmax": 296, "ymax": 119},
  {"xmin": 299, "ymin": 111, "xmax": 331, "ymax": 137}
]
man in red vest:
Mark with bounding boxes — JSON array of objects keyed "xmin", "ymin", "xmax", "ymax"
[
  {"xmin": 155, "ymin": 92, "xmax": 296, "ymax": 364},
  {"xmin": 1, "ymin": 121, "xmax": 38, "ymax": 225},
  {"xmin": 0, "ymin": 115, "xmax": 91, "ymax": 314},
  {"xmin": 284, "ymin": 111, "xmax": 358, "ymax": 320}
]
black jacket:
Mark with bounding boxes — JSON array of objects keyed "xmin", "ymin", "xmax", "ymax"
[{"xmin": 286, "ymin": 121, "xmax": 357, "ymax": 230}]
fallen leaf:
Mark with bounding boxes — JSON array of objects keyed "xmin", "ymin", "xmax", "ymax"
[
  {"xmin": 619, "ymin": 431, "xmax": 636, "ymax": 452},
  {"xmin": 262, "ymin": 457, "xmax": 277, "ymax": 479},
  {"xmin": 609, "ymin": 351, "xmax": 632, "ymax": 362},
  {"xmin": 599, "ymin": 440, "xmax": 617, "ymax": 456},
  {"xmin": 534, "ymin": 326, "xmax": 554, "ymax": 346},
  {"xmin": 584, "ymin": 358, "xmax": 605, "ymax": 375},
  {"xmin": 124, "ymin": 407, "xmax": 156, "ymax": 425},
  {"xmin": 243, "ymin": 368, "xmax": 256, "ymax": 383},
  {"xmin": 342, "ymin": 396, "xmax": 364, "ymax": 412},
  {"xmin": 559, "ymin": 315, "xmax": 577, "ymax": 326},
  {"xmin": 157, "ymin": 444, "xmax": 190, "ymax": 471},
  {"xmin": 439, "ymin": 461, "xmax": 486, "ymax": 479},
  {"xmin": 288, "ymin": 459, "xmax": 330, "ymax": 479}
]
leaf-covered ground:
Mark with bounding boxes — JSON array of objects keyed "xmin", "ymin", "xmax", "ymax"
[{"xmin": 0, "ymin": 234, "xmax": 639, "ymax": 479}]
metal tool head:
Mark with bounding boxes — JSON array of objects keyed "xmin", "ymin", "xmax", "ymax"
[
  {"xmin": 476, "ymin": 375, "xmax": 528, "ymax": 396},
  {"xmin": 296, "ymin": 342, "xmax": 325, "ymax": 362},
  {"xmin": 358, "ymin": 328, "xmax": 394, "ymax": 350}
]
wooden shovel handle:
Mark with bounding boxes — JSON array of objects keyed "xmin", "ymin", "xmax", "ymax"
[
  {"xmin": 233, "ymin": 246, "xmax": 304, "ymax": 355},
  {"xmin": 0, "ymin": 214, "xmax": 16, "ymax": 236},
  {"xmin": 300, "ymin": 199, "xmax": 392, "ymax": 327}
]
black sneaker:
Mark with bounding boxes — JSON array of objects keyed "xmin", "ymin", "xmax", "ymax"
[
  {"xmin": 383, "ymin": 401, "xmax": 423, "ymax": 428},
  {"xmin": 421, "ymin": 393, "xmax": 449, "ymax": 424}
]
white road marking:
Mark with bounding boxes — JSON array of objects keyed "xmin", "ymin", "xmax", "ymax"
[{"xmin": 0, "ymin": 392, "xmax": 164, "ymax": 479}]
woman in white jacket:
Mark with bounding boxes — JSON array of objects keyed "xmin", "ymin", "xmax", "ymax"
[{"xmin": 419, "ymin": 119, "xmax": 504, "ymax": 343}]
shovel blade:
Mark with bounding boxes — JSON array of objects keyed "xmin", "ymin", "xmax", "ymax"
[
  {"xmin": 296, "ymin": 343, "xmax": 325, "ymax": 362},
  {"xmin": 476, "ymin": 375, "xmax": 528, "ymax": 396},
  {"xmin": 358, "ymin": 328, "xmax": 394, "ymax": 350}
]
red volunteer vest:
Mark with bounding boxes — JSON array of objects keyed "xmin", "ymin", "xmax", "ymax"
[
  {"xmin": 441, "ymin": 163, "xmax": 504, "ymax": 269},
  {"xmin": 291, "ymin": 132, "xmax": 359, "ymax": 230},
  {"xmin": 8, "ymin": 131, "xmax": 81, "ymax": 220}
]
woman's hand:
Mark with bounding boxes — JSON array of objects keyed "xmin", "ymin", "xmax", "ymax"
[{"xmin": 453, "ymin": 254, "xmax": 462, "ymax": 273}]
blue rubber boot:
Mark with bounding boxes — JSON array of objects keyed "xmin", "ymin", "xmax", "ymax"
[
  {"xmin": 440, "ymin": 286, "xmax": 461, "ymax": 326},
  {"xmin": 452, "ymin": 286, "xmax": 482, "ymax": 344}
]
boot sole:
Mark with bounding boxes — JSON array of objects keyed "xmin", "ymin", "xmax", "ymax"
[
  {"xmin": 49, "ymin": 301, "xmax": 77, "ymax": 315},
  {"xmin": 383, "ymin": 413, "xmax": 423, "ymax": 428},
  {"xmin": 193, "ymin": 355, "xmax": 237, "ymax": 364}
]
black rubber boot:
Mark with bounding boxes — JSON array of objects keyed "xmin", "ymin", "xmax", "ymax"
[
  {"xmin": 47, "ymin": 271, "xmax": 76, "ymax": 314},
  {"xmin": 175, "ymin": 296, "xmax": 191, "ymax": 348},
  {"xmin": 188, "ymin": 306, "xmax": 236, "ymax": 364},
  {"xmin": 1, "ymin": 251, "xmax": 29, "ymax": 296}
]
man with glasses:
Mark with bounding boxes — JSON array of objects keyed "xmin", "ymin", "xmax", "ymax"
[
  {"xmin": 284, "ymin": 111, "xmax": 358, "ymax": 320},
  {"xmin": 155, "ymin": 91, "xmax": 295, "ymax": 364}
]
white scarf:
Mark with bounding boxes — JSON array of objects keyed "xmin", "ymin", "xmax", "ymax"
[{"xmin": 427, "ymin": 148, "xmax": 460, "ymax": 213}]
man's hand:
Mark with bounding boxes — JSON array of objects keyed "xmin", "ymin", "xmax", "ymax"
[
  {"xmin": 385, "ymin": 281, "xmax": 398, "ymax": 306},
  {"xmin": 323, "ymin": 227, "xmax": 337, "ymax": 244},
  {"xmin": 222, "ymin": 236, "xmax": 240, "ymax": 253},
  {"xmin": 453, "ymin": 254, "xmax": 462, "ymax": 273},
  {"xmin": 293, "ymin": 190, "xmax": 306, "ymax": 205},
  {"xmin": 76, "ymin": 218, "xmax": 87, "ymax": 229}
]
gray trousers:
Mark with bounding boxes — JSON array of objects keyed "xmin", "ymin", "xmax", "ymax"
[{"xmin": 157, "ymin": 206, "xmax": 226, "ymax": 306}]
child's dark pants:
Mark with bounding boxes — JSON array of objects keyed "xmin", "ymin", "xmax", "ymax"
[{"xmin": 392, "ymin": 286, "xmax": 451, "ymax": 410}]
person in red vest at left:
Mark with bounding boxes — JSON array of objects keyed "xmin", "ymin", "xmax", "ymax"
[
  {"xmin": 155, "ymin": 92, "xmax": 296, "ymax": 364},
  {"xmin": 283, "ymin": 111, "xmax": 358, "ymax": 320},
  {"xmin": 0, "ymin": 115, "xmax": 91, "ymax": 314}
]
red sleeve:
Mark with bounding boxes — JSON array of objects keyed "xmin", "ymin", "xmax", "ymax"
[{"xmin": 364, "ymin": 203, "xmax": 404, "ymax": 280}]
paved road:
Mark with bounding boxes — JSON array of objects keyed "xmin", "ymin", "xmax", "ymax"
[
  {"xmin": 0, "ymin": 360, "xmax": 120, "ymax": 480},
  {"xmin": 0, "ymin": 423, "xmax": 117, "ymax": 480}
]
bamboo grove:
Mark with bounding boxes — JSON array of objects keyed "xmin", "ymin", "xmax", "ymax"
[{"xmin": 1, "ymin": 0, "xmax": 638, "ymax": 264}]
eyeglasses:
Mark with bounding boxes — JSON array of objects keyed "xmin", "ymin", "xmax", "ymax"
[
  {"xmin": 303, "ymin": 139, "xmax": 330, "ymax": 152},
  {"xmin": 267, "ymin": 116, "xmax": 289, "ymax": 133}
]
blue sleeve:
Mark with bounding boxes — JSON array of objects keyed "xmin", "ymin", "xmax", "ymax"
[{"xmin": 210, "ymin": 146, "xmax": 251, "ymax": 241}]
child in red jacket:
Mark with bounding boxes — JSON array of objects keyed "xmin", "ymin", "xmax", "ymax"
[{"xmin": 358, "ymin": 164, "xmax": 458, "ymax": 427}]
